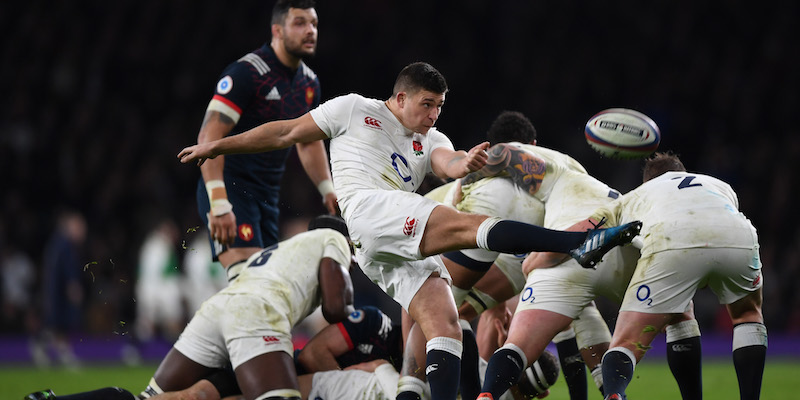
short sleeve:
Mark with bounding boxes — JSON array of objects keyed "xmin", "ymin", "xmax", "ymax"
[
  {"xmin": 206, "ymin": 62, "xmax": 258, "ymax": 123},
  {"xmin": 310, "ymin": 93, "xmax": 360, "ymax": 139},
  {"xmin": 320, "ymin": 228, "xmax": 352, "ymax": 267},
  {"xmin": 427, "ymin": 129, "xmax": 455, "ymax": 153}
]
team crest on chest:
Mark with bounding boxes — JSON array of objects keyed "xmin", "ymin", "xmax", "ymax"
[
  {"xmin": 305, "ymin": 87, "xmax": 314, "ymax": 105},
  {"xmin": 412, "ymin": 140, "xmax": 424, "ymax": 156}
]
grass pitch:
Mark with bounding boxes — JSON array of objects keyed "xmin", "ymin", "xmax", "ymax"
[{"xmin": 1, "ymin": 358, "xmax": 798, "ymax": 399}]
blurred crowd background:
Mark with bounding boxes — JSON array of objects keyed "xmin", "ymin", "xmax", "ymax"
[{"xmin": 2, "ymin": 0, "xmax": 798, "ymax": 363}]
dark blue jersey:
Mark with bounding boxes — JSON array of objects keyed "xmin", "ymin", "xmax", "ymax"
[
  {"xmin": 198, "ymin": 45, "xmax": 322, "ymax": 254},
  {"xmin": 205, "ymin": 43, "xmax": 321, "ymax": 195},
  {"xmin": 294, "ymin": 306, "xmax": 403, "ymax": 374},
  {"xmin": 334, "ymin": 306, "xmax": 404, "ymax": 371}
]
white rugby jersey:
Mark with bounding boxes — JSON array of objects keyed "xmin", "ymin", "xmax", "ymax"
[
  {"xmin": 309, "ymin": 363, "xmax": 399, "ymax": 400},
  {"xmin": 220, "ymin": 228, "xmax": 351, "ymax": 328},
  {"xmin": 592, "ymin": 171, "xmax": 758, "ymax": 254},
  {"xmin": 310, "ymin": 93, "xmax": 455, "ymax": 210}
]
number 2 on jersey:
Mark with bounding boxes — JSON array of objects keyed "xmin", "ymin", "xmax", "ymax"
[{"xmin": 674, "ymin": 176, "xmax": 702, "ymax": 189}]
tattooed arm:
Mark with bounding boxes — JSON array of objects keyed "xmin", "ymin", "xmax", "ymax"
[{"xmin": 460, "ymin": 143, "xmax": 546, "ymax": 196}]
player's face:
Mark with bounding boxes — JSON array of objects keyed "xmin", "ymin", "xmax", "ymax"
[
  {"xmin": 280, "ymin": 8, "xmax": 319, "ymax": 59},
  {"xmin": 400, "ymin": 89, "xmax": 445, "ymax": 134}
]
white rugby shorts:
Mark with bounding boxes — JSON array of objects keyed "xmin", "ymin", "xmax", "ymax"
[
  {"xmin": 621, "ymin": 245, "xmax": 763, "ymax": 314},
  {"xmin": 343, "ymin": 189, "xmax": 450, "ymax": 310},
  {"xmin": 173, "ymin": 292, "xmax": 293, "ymax": 369}
]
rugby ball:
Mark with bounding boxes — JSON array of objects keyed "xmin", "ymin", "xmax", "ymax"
[{"xmin": 585, "ymin": 108, "xmax": 660, "ymax": 159}]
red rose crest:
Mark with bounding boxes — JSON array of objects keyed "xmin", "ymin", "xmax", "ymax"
[{"xmin": 412, "ymin": 140, "xmax": 423, "ymax": 156}]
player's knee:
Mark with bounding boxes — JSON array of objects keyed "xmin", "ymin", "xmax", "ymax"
[{"xmin": 255, "ymin": 388, "xmax": 301, "ymax": 400}]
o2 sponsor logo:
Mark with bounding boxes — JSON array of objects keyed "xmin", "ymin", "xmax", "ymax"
[
  {"xmin": 520, "ymin": 287, "xmax": 536, "ymax": 304},
  {"xmin": 636, "ymin": 284, "xmax": 653, "ymax": 306}
]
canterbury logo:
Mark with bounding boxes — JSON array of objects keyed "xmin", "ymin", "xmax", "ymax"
[
  {"xmin": 671, "ymin": 344, "xmax": 692, "ymax": 352},
  {"xmin": 403, "ymin": 217, "xmax": 418, "ymax": 237},
  {"xmin": 262, "ymin": 336, "xmax": 279, "ymax": 343},
  {"xmin": 425, "ymin": 363, "xmax": 439, "ymax": 375},
  {"xmin": 752, "ymin": 274, "xmax": 761, "ymax": 287},
  {"xmin": 364, "ymin": 116, "xmax": 382, "ymax": 128},
  {"xmin": 506, "ymin": 354, "xmax": 522, "ymax": 369}
]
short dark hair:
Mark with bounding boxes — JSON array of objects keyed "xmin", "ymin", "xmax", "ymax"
[
  {"xmin": 392, "ymin": 62, "xmax": 448, "ymax": 96},
  {"xmin": 308, "ymin": 214, "xmax": 349, "ymax": 237},
  {"xmin": 642, "ymin": 151, "xmax": 686, "ymax": 182},
  {"xmin": 271, "ymin": 0, "xmax": 316, "ymax": 25},
  {"xmin": 486, "ymin": 111, "xmax": 537, "ymax": 146}
]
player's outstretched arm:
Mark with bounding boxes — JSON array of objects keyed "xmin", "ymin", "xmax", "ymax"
[
  {"xmin": 178, "ymin": 113, "xmax": 327, "ymax": 165},
  {"xmin": 431, "ymin": 141, "xmax": 490, "ymax": 179},
  {"xmin": 296, "ymin": 323, "xmax": 351, "ymax": 373}
]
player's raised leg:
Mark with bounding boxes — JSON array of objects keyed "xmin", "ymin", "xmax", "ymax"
[{"xmin": 419, "ymin": 205, "xmax": 640, "ymax": 268}]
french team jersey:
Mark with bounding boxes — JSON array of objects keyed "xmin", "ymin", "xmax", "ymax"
[
  {"xmin": 334, "ymin": 306, "xmax": 403, "ymax": 371},
  {"xmin": 309, "ymin": 93, "xmax": 454, "ymax": 210},
  {"xmin": 206, "ymin": 44, "xmax": 321, "ymax": 193}
]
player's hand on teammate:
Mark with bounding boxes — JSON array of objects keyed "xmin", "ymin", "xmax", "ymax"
[{"xmin": 178, "ymin": 143, "xmax": 217, "ymax": 166}]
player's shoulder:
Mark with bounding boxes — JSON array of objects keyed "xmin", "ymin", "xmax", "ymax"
[
  {"xmin": 298, "ymin": 227, "xmax": 348, "ymax": 243},
  {"xmin": 230, "ymin": 45, "xmax": 272, "ymax": 76},
  {"xmin": 519, "ymin": 143, "xmax": 587, "ymax": 171},
  {"xmin": 323, "ymin": 93, "xmax": 384, "ymax": 113},
  {"xmin": 299, "ymin": 61, "xmax": 319, "ymax": 81}
]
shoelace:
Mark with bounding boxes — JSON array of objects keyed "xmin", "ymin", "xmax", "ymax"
[{"xmin": 588, "ymin": 216, "xmax": 607, "ymax": 231}]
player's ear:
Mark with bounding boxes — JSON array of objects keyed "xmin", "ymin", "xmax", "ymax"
[
  {"xmin": 395, "ymin": 92, "xmax": 406, "ymax": 108},
  {"xmin": 271, "ymin": 23, "xmax": 283, "ymax": 40}
]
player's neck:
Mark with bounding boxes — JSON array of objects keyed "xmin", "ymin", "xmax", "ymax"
[
  {"xmin": 271, "ymin": 41, "xmax": 301, "ymax": 70},
  {"xmin": 384, "ymin": 99, "xmax": 405, "ymax": 128}
]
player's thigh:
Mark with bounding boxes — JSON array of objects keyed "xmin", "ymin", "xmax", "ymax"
[
  {"xmin": 153, "ymin": 348, "xmax": 218, "ymax": 391},
  {"xmin": 345, "ymin": 189, "xmax": 439, "ymax": 260},
  {"xmin": 235, "ymin": 351, "xmax": 298, "ymax": 399},
  {"xmin": 726, "ymin": 287, "xmax": 764, "ymax": 324},
  {"xmin": 421, "ymin": 204, "xmax": 488, "ymax": 256},
  {"xmin": 408, "ymin": 276, "xmax": 461, "ymax": 340}
]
